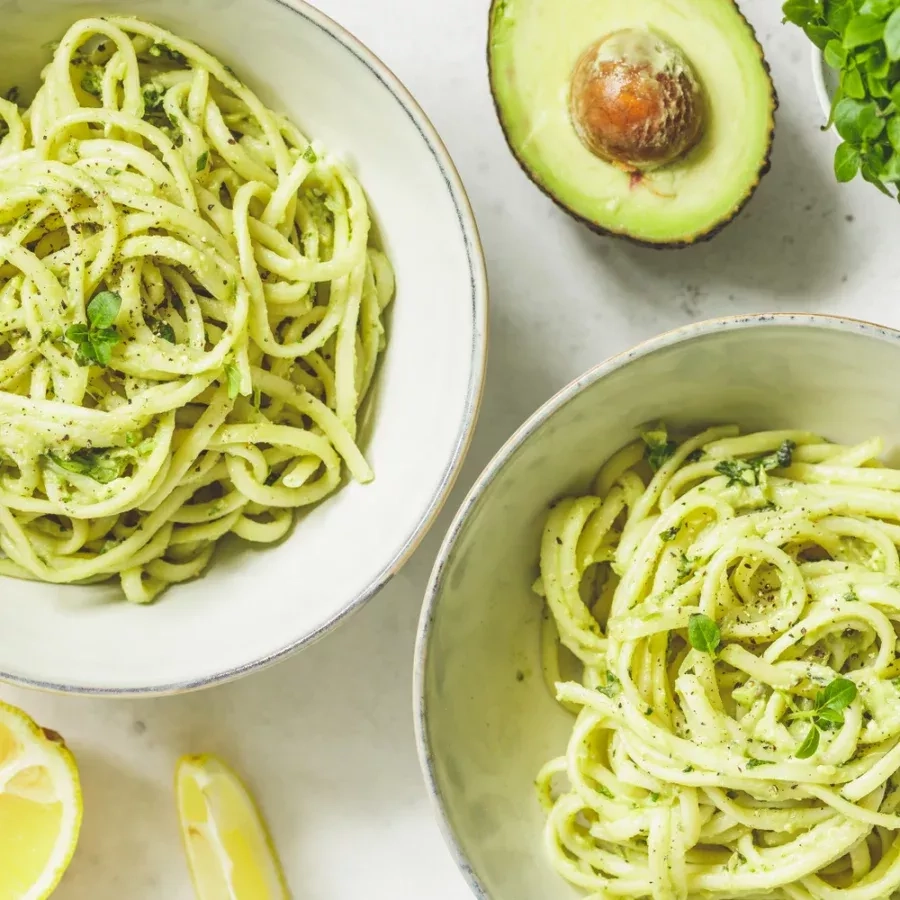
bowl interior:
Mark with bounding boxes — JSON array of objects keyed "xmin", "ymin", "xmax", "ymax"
[
  {"xmin": 418, "ymin": 318, "xmax": 900, "ymax": 900},
  {"xmin": 0, "ymin": 0, "xmax": 484, "ymax": 693}
]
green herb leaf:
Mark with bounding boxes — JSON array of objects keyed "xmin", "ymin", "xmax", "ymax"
[
  {"xmin": 302, "ymin": 145, "xmax": 317, "ymax": 163},
  {"xmin": 796, "ymin": 725, "xmax": 820, "ymax": 759},
  {"xmin": 834, "ymin": 98, "xmax": 869, "ymax": 142},
  {"xmin": 596, "ymin": 671, "xmax": 621, "ymax": 698},
  {"xmin": 196, "ymin": 150, "xmax": 209, "ymax": 172},
  {"xmin": 843, "ymin": 586, "xmax": 860, "ymax": 602},
  {"xmin": 225, "ymin": 363, "xmax": 241, "ymax": 400},
  {"xmin": 828, "ymin": 0, "xmax": 855, "ymax": 30},
  {"xmin": 142, "ymin": 84, "xmax": 165, "ymax": 112},
  {"xmin": 80, "ymin": 68, "xmax": 101, "ymax": 96},
  {"xmin": 888, "ymin": 117, "xmax": 900, "ymax": 152},
  {"xmin": 843, "ymin": 15, "xmax": 886, "ymax": 48},
  {"xmin": 860, "ymin": 0, "xmax": 895, "ymax": 17},
  {"xmin": 47, "ymin": 449, "xmax": 125, "ymax": 484},
  {"xmin": 817, "ymin": 676, "xmax": 858, "ymax": 714},
  {"xmin": 886, "ymin": 7, "xmax": 900, "ymax": 58},
  {"xmin": 835, "ymin": 141, "xmax": 862, "ymax": 181},
  {"xmin": 883, "ymin": 154, "xmax": 900, "ymax": 182},
  {"xmin": 648, "ymin": 792, "xmax": 660, "ymax": 802},
  {"xmin": 714, "ymin": 458, "xmax": 757, "ymax": 487},
  {"xmin": 148, "ymin": 316, "xmax": 176, "ymax": 343},
  {"xmin": 640, "ymin": 422, "xmax": 676, "ymax": 472},
  {"xmin": 66, "ymin": 291, "xmax": 123, "ymax": 367},
  {"xmin": 688, "ymin": 613, "xmax": 721, "ymax": 656},
  {"xmin": 825, "ymin": 38, "xmax": 848, "ymax": 68},
  {"xmin": 783, "ymin": 0, "xmax": 823, "ymax": 27},
  {"xmin": 660, "ymin": 525, "xmax": 680, "ymax": 542},
  {"xmin": 746, "ymin": 758, "xmax": 774, "ymax": 769},
  {"xmin": 815, "ymin": 707, "xmax": 845, "ymax": 726},
  {"xmin": 87, "ymin": 291, "xmax": 121, "ymax": 329},
  {"xmin": 91, "ymin": 333, "xmax": 116, "ymax": 366},
  {"xmin": 841, "ymin": 65, "xmax": 866, "ymax": 98},
  {"xmin": 597, "ymin": 784, "xmax": 614, "ymax": 799},
  {"xmin": 677, "ymin": 551, "xmax": 696, "ymax": 582}
]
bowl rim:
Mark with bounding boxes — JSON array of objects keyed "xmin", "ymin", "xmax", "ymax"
[
  {"xmin": 3, "ymin": 0, "xmax": 489, "ymax": 698},
  {"xmin": 811, "ymin": 45, "xmax": 833, "ymax": 122},
  {"xmin": 413, "ymin": 312, "xmax": 900, "ymax": 900}
]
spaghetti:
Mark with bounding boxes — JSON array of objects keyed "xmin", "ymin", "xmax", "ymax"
[
  {"xmin": 536, "ymin": 425, "xmax": 900, "ymax": 899},
  {"xmin": 0, "ymin": 17, "xmax": 393, "ymax": 603}
]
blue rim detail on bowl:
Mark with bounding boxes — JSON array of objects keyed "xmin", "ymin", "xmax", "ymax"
[
  {"xmin": 413, "ymin": 313, "xmax": 900, "ymax": 900},
  {"xmin": 2, "ymin": 0, "xmax": 489, "ymax": 697}
]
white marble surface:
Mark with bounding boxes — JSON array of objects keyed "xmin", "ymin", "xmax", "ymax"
[{"xmin": 3, "ymin": 1, "xmax": 899, "ymax": 897}]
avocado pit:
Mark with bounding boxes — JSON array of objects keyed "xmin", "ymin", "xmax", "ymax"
[{"xmin": 569, "ymin": 29, "xmax": 705, "ymax": 171}]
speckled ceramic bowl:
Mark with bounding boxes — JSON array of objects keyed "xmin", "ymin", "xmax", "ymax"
[
  {"xmin": 0, "ymin": 0, "xmax": 487, "ymax": 695},
  {"xmin": 415, "ymin": 315, "xmax": 900, "ymax": 900}
]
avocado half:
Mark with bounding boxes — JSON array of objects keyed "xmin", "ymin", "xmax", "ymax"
[{"xmin": 488, "ymin": 0, "xmax": 777, "ymax": 247}]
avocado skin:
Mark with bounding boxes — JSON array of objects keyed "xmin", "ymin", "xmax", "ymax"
[{"xmin": 487, "ymin": 0, "xmax": 778, "ymax": 250}]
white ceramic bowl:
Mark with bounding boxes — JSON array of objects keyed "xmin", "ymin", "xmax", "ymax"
[
  {"xmin": 415, "ymin": 315, "xmax": 900, "ymax": 900},
  {"xmin": 811, "ymin": 46, "xmax": 838, "ymax": 123},
  {"xmin": 0, "ymin": 0, "xmax": 487, "ymax": 694}
]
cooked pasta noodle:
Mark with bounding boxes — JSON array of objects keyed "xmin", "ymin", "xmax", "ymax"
[
  {"xmin": 535, "ymin": 424, "xmax": 900, "ymax": 899},
  {"xmin": 0, "ymin": 17, "xmax": 393, "ymax": 603}
]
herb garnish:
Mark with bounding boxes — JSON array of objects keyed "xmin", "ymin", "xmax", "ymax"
[
  {"xmin": 148, "ymin": 43, "xmax": 188, "ymax": 65},
  {"xmin": 640, "ymin": 422, "xmax": 676, "ymax": 471},
  {"xmin": 196, "ymin": 151, "xmax": 209, "ymax": 173},
  {"xmin": 790, "ymin": 676, "xmax": 858, "ymax": 757},
  {"xmin": 745, "ymin": 758, "xmax": 774, "ymax": 769},
  {"xmin": 796, "ymin": 725, "xmax": 821, "ymax": 759},
  {"xmin": 302, "ymin": 145, "xmax": 317, "ymax": 163},
  {"xmin": 660, "ymin": 525, "xmax": 680, "ymax": 542},
  {"xmin": 142, "ymin": 84, "xmax": 165, "ymax": 113},
  {"xmin": 66, "ymin": 290, "xmax": 122, "ymax": 366},
  {"xmin": 596, "ymin": 671, "xmax": 621, "ymax": 698},
  {"xmin": 147, "ymin": 316, "xmax": 176, "ymax": 343},
  {"xmin": 783, "ymin": 0, "xmax": 900, "ymax": 195},
  {"xmin": 714, "ymin": 440, "xmax": 795, "ymax": 487},
  {"xmin": 688, "ymin": 613, "xmax": 721, "ymax": 656},
  {"xmin": 47, "ymin": 448, "xmax": 126, "ymax": 484},
  {"xmin": 80, "ymin": 68, "xmax": 102, "ymax": 97}
]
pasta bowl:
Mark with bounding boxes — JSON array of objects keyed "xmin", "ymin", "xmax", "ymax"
[
  {"xmin": 0, "ymin": 0, "xmax": 486, "ymax": 694},
  {"xmin": 415, "ymin": 315, "xmax": 900, "ymax": 900}
]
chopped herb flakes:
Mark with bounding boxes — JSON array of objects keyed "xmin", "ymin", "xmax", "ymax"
[{"xmin": 641, "ymin": 422, "xmax": 676, "ymax": 472}]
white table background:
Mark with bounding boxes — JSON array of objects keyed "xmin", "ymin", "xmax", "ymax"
[{"xmin": 3, "ymin": 1, "xmax": 898, "ymax": 897}]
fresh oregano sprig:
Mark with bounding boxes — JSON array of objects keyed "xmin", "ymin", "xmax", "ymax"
[{"xmin": 783, "ymin": 0, "xmax": 900, "ymax": 197}]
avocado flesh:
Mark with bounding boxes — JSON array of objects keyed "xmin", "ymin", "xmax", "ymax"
[{"xmin": 489, "ymin": 0, "xmax": 776, "ymax": 246}]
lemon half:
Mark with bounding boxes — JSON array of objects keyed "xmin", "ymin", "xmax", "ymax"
[
  {"xmin": 177, "ymin": 754, "xmax": 289, "ymax": 900},
  {"xmin": 0, "ymin": 700, "xmax": 82, "ymax": 900}
]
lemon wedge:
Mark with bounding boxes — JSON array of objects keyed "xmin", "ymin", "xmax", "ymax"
[
  {"xmin": 177, "ymin": 754, "xmax": 289, "ymax": 900},
  {"xmin": 0, "ymin": 700, "xmax": 82, "ymax": 900}
]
